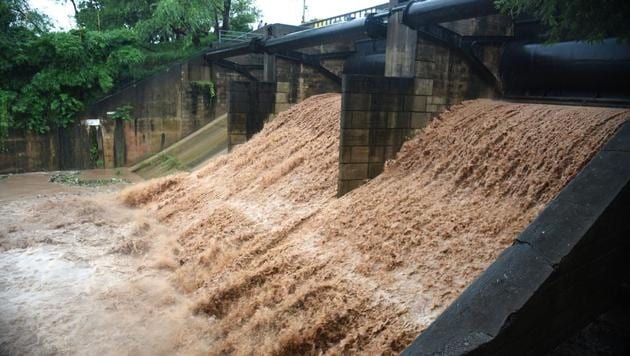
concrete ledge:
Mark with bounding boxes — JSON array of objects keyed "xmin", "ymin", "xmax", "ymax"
[
  {"xmin": 603, "ymin": 122, "xmax": 630, "ymax": 152},
  {"xmin": 403, "ymin": 123, "xmax": 630, "ymax": 355}
]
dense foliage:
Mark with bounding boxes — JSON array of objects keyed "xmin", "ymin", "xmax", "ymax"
[
  {"xmin": 0, "ymin": 0, "xmax": 258, "ymax": 145},
  {"xmin": 495, "ymin": 0, "xmax": 630, "ymax": 42}
]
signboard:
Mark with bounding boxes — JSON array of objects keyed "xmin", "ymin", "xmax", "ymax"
[{"xmin": 82, "ymin": 119, "xmax": 101, "ymax": 126}]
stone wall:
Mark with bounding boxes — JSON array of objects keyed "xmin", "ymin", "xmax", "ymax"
[
  {"xmin": 414, "ymin": 15, "xmax": 511, "ymax": 111},
  {"xmin": 225, "ymin": 43, "xmax": 345, "ymax": 147},
  {"xmin": 274, "ymin": 44, "xmax": 346, "ymax": 110}
]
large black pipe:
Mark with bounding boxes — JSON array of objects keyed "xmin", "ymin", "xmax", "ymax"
[
  {"xmin": 264, "ymin": 16, "xmax": 386, "ymax": 53},
  {"xmin": 402, "ymin": 0, "xmax": 498, "ymax": 28},
  {"xmin": 502, "ymin": 38, "xmax": 630, "ymax": 101},
  {"xmin": 206, "ymin": 15, "xmax": 388, "ymax": 60},
  {"xmin": 204, "ymin": 41, "xmax": 262, "ymax": 61},
  {"xmin": 343, "ymin": 38, "xmax": 386, "ymax": 76},
  {"xmin": 343, "ymin": 53, "xmax": 385, "ymax": 76},
  {"xmin": 206, "ymin": 0, "xmax": 500, "ymax": 60}
]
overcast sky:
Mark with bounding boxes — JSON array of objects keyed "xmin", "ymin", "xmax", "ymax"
[{"xmin": 29, "ymin": 0, "xmax": 387, "ymax": 31}]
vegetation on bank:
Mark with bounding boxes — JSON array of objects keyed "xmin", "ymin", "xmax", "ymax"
[
  {"xmin": 0, "ymin": 0, "xmax": 258, "ymax": 148},
  {"xmin": 49, "ymin": 171, "xmax": 129, "ymax": 186}
]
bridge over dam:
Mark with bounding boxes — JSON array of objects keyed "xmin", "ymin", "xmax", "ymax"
[{"xmin": 2, "ymin": 0, "xmax": 630, "ymax": 354}]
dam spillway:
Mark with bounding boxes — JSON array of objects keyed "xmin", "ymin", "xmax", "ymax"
[{"xmin": 121, "ymin": 95, "xmax": 630, "ymax": 354}]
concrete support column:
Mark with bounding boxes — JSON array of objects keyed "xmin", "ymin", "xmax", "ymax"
[
  {"xmin": 275, "ymin": 81, "xmax": 291, "ymax": 114},
  {"xmin": 227, "ymin": 81, "xmax": 276, "ymax": 151},
  {"xmin": 264, "ymin": 53, "xmax": 277, "ymax": 82},
  {"xmin": 337, "ymin": 75, "xmax": 430, "ymax": 196},
  {"xmin": 385, "ymin": 0, "xmax": 418, "ymax": 78}
]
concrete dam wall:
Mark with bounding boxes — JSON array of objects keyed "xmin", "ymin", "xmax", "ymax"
[{"xmin": 2, "ymin": 1, "xmax": 630, "ymax": 353}]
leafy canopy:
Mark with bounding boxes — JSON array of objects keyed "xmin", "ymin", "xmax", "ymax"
[{"xmin": 494, "ymin": 0, "xmax": 630, "ymax": 42}]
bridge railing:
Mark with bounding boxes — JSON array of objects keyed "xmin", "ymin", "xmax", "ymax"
[{"xmin": 302, "ymin": 3, "xmax": 390, "ymax": 29}]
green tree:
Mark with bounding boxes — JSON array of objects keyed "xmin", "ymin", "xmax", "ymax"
[
  {"xmin": 74, "ymin": 0, "xmax": 260, "ymax": 40},
  {"xmin": 76, "ymin": 0, "xmax": 158, "ymax": 31},
  {"xmin": 1, "ymin": 0, "xmax": 51, "ymax": 33},
  {"xmin": 494, "ymin": 0, "xmax": 630, "ymax": 42},
  {"xmin": 2, "ymin": 28, "xmax": 144, "ymax": 133},
  {"xmin": 135, "ymin": 0, "xmax": 219, "ymax": 44},
  {"xmin": 229, "ymin": 0, "xmax": 260, "ymax": 32}
]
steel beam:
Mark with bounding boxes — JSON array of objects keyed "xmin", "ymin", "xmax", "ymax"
[
  {"xmin": 417, "ymin": 24, "xmax": 503, "ymax": 92},
  {"xmin": 213, "ymin": 59, "xmax": 260, "ymax": 82},
  {"xmin": 276, "ymin": 51, "xmax": 342, "ymax": 85}
]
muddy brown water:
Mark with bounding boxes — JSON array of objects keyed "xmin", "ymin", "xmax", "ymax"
[
  {"xmin": 0, "ymin": 171, "xmax": 210, "ymax": 355},
  {"xmin": 121, "ymin": 95, "xmax": 630, "ymax": 354},
  {"xmin": 2, "ymin": 96, "xmax": 629, "ymax": 355}
]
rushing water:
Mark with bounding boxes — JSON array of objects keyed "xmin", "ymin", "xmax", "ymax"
[
  {"xmin": 1, "ymin": 96, "xmax": 628, "ymax": 355},
  {"xmin": 0, "ymin": 175, "xmax": 210, "ymax": 355},
  {"xmin": 121, "ymin": 96, "xmax": 630, "ymax": 354}
]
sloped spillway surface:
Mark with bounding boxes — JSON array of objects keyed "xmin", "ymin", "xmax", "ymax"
[{"xmin": 122, "ymin": 95, "xmax": 629, "ymax": 354}]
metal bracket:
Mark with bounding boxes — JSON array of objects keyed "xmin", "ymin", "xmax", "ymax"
[
  {"xmin": 275, "ymin": 50, "xmax": 342, "ymax": 85},
  {"xmin": 213, "ymin": 59, "xmax": 260, "ymax": 82},
  {"xmin": 417, "ymin": 24, "xmax": 512, "ymax": 94}
]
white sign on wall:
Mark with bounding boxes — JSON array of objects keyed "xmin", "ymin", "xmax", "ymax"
[{"xmin": 82, "ymin": 119, "xmax": 101, "ymax": 126}]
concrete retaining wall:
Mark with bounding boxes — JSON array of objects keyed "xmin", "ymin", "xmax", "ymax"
[
  {"xmin": 403, "ymin": 123, "xmax": 630, "ymax": 355},
  {"xmin": 0, "ymin": 54, "xmax": 225, "ymax": 173}
]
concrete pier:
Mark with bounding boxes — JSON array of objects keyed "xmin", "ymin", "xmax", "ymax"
[
  {"xmin": 227, "ymin": 81, "xmax": 276, "ymax": 151},
  {"xmin": 384, "ymin": 0, "xmax": 418, "ymax": 78}
]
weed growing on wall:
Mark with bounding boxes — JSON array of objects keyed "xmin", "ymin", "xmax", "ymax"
[
  {"xmin": 192, "ymin": 81, "xmax": 216, "ymax": 99},
  {"xmin": 111, "ymin": 104, "xmax": 134, "ymax": 122},
  {"xmin": 159, "ymin": 154, "xmax": 187, "ymax": 171}
]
